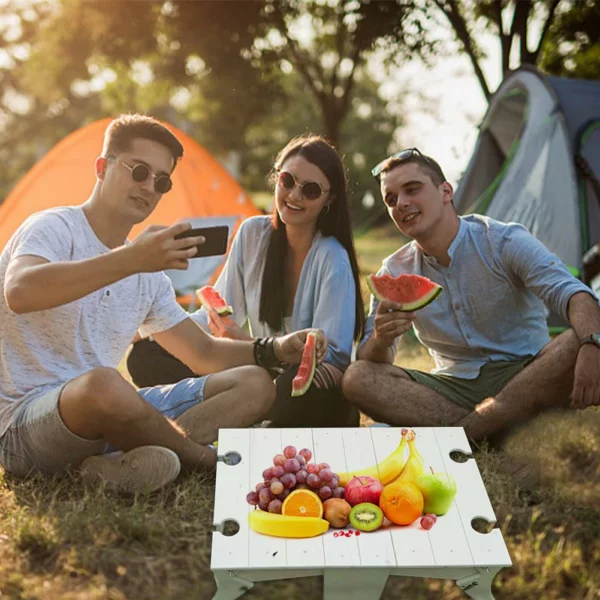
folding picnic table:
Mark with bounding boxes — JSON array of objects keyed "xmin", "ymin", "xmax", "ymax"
[{"xmin": 210, "ymin": 427, "xmax": 511, "ymax": 599}]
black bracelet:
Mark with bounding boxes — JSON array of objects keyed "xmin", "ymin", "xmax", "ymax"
[{"xmin": 253, "ymin": 337, "xmax": 285, "ymax": 372}]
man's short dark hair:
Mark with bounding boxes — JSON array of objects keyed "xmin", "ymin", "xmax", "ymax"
[
  {"xmin": 102, "ymin": 114, "xmax": 184, "ymax": 169},
  {"xmin": 380, "ymin": 154, "xmax": 446, "ymax": 186}
]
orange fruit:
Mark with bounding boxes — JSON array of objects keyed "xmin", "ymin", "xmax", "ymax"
[
  {"xmin": 282, "ymin": 489, "xmax": 323, "ymax": 518},
  {"xmin": 379, "ymin": 481, "xmax": 424, "ymax": 525}
]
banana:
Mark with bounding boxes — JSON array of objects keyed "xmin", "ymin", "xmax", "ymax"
[
  {"xmin": 392, "ymin": 429, "xmax": 425, "ymax": 485},
  {"xmin": 337, "ymin": 434, "xmax": 408, "ymax": 487},
  {"xmin": 248, "ymin": 510, "xmax": 329, "ymax": 538}
]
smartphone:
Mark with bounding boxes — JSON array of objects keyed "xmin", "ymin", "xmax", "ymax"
[{"xmin": 174, "ymin": 225, "xmax": 229, "ymax": 258}]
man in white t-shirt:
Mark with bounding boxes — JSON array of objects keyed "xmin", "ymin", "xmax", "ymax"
[{"xmin": 0, "ymin": 114, "xmax": 326, "ymax": 493}]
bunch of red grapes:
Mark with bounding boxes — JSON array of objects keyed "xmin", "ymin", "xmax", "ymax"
[{"xmin": 246, "ymin": 445, "xmax": 346, "ymax": 514}]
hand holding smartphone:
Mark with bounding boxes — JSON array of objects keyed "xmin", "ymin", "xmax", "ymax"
[{"xmin": 174, "ymin": 225, "xmax": 229, "ymax": 258}]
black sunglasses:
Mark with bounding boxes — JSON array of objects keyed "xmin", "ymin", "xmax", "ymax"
[
  {"xmin": 277, "ymin": 170, "xmax": 329, "ymax": 201},
  {"xmin": 371, "ymin": 148, "xmax": 443, "ymax": 182},
  {"xmin": 119, "ymin": 161, "xmax": 173, "ymax": 194}
]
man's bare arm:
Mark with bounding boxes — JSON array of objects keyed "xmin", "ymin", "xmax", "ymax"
[
  {"xmin": 5, "ymin": 253, "xmax": 134, "ymax": 314},
  {"xmin": 567, "ymin": 291, "xmax": 600, "ymax": 339},
  {"xmin": 153, "ymin": 316, "xmax": 328, "ymax": 376},
  {"xmin": 358, "ymin": 301, "xmax": 415, "ymax": 364},
  {"xmin": 4, "ymin": 223, "xmax": 203, "ymax": 314},
  {"xmin": 567, "ymin": 291, "xmax": 600, "ymax": 409},
  {"xmin": 357, "ymin": 336, "xmax": 395, "ymax": 363},
  {"xmin": 152, "ymin": 318, "xmax": 255, "ymax": 375}
]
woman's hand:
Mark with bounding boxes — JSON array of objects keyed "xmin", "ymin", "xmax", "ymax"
[
  {"xmin": 274, "ymin": 329, "xmax": 328, "ymax": 365},
  {"xmin": 207, "ymin": 307, "xmax": 252, "ymax": 341}
]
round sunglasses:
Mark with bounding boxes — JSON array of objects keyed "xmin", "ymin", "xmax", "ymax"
[
  {"xmin": 120, "ymin": 161, "xmax": 173, "ymax": 194},
  {"xmin": 277, "ymin": 170, "xmax": 329, "ymax": 201}
]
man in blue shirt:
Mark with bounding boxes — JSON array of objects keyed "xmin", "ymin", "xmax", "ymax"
[{"xmin": 342, "ymin": 149, "xmax": 600, "ymax": 441}]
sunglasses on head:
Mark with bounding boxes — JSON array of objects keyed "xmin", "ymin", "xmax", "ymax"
[
  {"xmin": 277, "ymin": 170, "xmax": 329, "ymax": 201},
  {"xmin": 371, "ymin": 147, "xmax": 441, "ymax": 182},
  {"xmin": 119, "ymin": 161, "xmax": 173, "ymax": 194}
]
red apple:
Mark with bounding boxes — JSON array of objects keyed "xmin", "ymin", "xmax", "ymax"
[{"xmin": 344, "ymin": 476, "xmax": 383, "ymax": 507}]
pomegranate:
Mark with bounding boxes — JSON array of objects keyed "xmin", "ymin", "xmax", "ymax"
[{"xmin": 344, "ymin": 476, "xmax": 383, "ymax": 507}]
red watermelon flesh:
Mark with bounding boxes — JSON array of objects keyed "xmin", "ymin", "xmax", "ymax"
[
  {"xmin": 196, "ymin": 285, "xmax": 233, "ymax": 316},
  {"xmin": 367, "ymin": 274, "xmax": 442, "ymax": 311},
  {"xmin": 291, "ymin": 331, "xmax": 318, "ymax": 397}
]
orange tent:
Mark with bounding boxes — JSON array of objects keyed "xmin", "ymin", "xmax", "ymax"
[{"xmin": 0, "ymin": 118, "xmax": 261, "ymax": 304}]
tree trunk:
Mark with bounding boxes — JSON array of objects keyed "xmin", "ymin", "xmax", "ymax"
[
  {"xmin": 322, "ymin": 99, "xmax": 343, "ymax": 149},
  {"xmin": 433, "ymin": 0, "xmax": 491, "ymax": 101},
  {"xmin": 512, "ymin": 0, "xmax": 535, "ymax": 66}
]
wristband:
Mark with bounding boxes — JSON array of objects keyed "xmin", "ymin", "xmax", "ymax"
[{"xmin": 253, "ymin": 337, "xmax": 285, "ymax": 372}]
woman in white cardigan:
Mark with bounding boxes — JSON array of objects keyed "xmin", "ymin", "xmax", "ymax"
[{"xmin": 128, "ymin": 134, "xmax": 364, "ymax": 427}]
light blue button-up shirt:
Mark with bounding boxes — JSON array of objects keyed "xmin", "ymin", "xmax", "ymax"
[
  {"xmin": 191, "ymin": 216, "xmax": 357, "ymax": 371},
  {"xmin": 361, "ymin": 215, "xmax": 595, "ymax": 379}
]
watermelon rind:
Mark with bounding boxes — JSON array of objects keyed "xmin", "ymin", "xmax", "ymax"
[
  {"xmin": 196, "ymin": 285, "xmax": 233, "ymax": 316},
  {"xmin": 291, "ymin": 330, "xmax": 318, "ymax": 397},
  {"xmin": 366, "ymin": 274, "xmax": 442, "ymax": 311}
]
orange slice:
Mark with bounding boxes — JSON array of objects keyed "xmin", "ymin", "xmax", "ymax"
[{"xmin": 282, "ymin": 489, "xmax": 323, "ymax": 518}]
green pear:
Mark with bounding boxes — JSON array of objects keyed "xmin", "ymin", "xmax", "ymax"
[{"xmin": 415, "ymin": 468, "xmax": 457, "ymax": 516}]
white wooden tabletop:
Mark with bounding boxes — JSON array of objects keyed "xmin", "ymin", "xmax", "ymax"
[{"xmin": 211, "ymin": 427, "xmax": 511, "ymax": 573}]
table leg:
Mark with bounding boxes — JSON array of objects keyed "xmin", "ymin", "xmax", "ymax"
[
  {"xmin": 456, "ymin": 567, "xmax": 503, "ymax": 600},
  {"xmin": 211, "ymin": 569, "xmax": 254, "ymax": 600},
  {"xmin": 323, "ymin": 568, "xmax": 390, "ymax": 600}
]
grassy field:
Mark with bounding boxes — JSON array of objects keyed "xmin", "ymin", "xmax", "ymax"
[{"xmin": 1, "ymin": 224, "xmax": 600, "ymax": 599}]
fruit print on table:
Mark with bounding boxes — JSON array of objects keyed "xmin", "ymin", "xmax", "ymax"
[{"xmin": 246, "ymin": 430, "xmax": 458, "ymax": 539}]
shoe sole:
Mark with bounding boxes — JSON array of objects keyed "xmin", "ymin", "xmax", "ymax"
[{"xmin": 81, "ymin": 445, "xmax": 181, "ymax": 494}]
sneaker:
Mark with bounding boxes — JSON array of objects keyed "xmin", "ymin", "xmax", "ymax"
[{"xmin": 81, "ymin": 445, "xmax": 181, "ymax": 494}]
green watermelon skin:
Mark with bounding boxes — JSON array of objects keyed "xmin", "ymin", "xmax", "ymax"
[
  {"xmin": 291, "ymin": 331, "xmax": 318, "ymax": 397},
  {"xmin": 366, "ymin": 274, "xmax": 442, "ymax": 311},
  {"xmin": 196, "ymin": 285, "xmax": 233, "ymax": 316}
]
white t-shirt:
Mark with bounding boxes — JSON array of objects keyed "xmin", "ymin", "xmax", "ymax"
[{"xmin": 0, "ymin": 206, "xmax": 188, "ymax": 437}]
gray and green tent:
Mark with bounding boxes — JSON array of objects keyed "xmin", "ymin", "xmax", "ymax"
[{"xmin": 454, "ymin": 66, "xmax": 600, "ymax": 327}]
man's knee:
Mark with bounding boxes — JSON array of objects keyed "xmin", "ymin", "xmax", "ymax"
[
  {"xmin": 342, "ymin": 360, "xmax": 408, "ymax": 400},
  {"xmin": 342, "ymin": 360, "xmax": 382, "ymax": 400},
  {"xmin": 64, "ymin": 367, "xmax": 143, "ymax": 423},
  {"xmin": 236, "ymin": 366, "xmax": 276, "ymax": 412}
]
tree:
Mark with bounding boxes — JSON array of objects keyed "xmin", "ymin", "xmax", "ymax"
[
  {"xmin": 539, "ymin": 0, "xmax": 600, "ymax": 79},
  {"xmin": 1, "ymin": 0, "xmax": 423, "ymax": 213},
  {"xmin": 4, "ymin": 0, "xmax": 430, "ymax": 149},
  {"xmin": 0, "ymin": 0, "xmax": 281, "ymax": 201},
  {"xmin": 254, "ymin": 0, "xmax": 429, "ymax": 147},
  {"xmin": 430, "ymin": 0, "xmax": 564, "ymax": 100},
  {"xmin": 1, "ymin": 0, "xmax": 407, "ymax": 222}
]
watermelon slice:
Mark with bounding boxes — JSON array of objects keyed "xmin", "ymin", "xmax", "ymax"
[
  {"xmin": 196, "ymin": 285, "xmax": 233, "ymax": 316},
  {"xmin": 366, "ymin": 274, "xmax": 442, "ymax": 311},
  {"xmin": 291, "ymin": 331, "xmax": 318, "ymax": 397}
]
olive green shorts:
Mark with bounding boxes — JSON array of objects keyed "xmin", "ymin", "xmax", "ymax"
[{"xmin": 403, "ymin": 356, "xmax": 536, "ymax": 411}]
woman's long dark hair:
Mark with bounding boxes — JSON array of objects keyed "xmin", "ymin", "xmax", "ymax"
[{"xmin": 259, "ymin": 134, "xmax": 365, "ymax": 341}]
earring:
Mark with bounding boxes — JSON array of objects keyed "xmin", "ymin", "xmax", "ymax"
[{"xmin": 323, "ymin": 204, "xmax": 331, "ymax": 215}]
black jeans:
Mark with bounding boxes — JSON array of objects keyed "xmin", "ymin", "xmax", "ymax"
[{"xmin": 127, "ymin": 338, "xmax": 359, "ymax": 428}]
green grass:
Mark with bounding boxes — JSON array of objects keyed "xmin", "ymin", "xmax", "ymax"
[{"xmin": 2, "ymin": 224, "xmax": 600, "ymax": 599}]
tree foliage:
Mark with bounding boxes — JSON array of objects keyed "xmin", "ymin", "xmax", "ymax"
[
  {"xmin": 1, "ymin": 0, "xmax": 409, "ymax": 220},
  {"xmin": 539, "ymin": 0, "xmax": 600, "ymax": 79}
]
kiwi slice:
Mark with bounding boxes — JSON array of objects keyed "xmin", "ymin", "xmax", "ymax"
[{"xmin": 349, "ymin": 502, "xmax": 383, "ymax": 532}]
